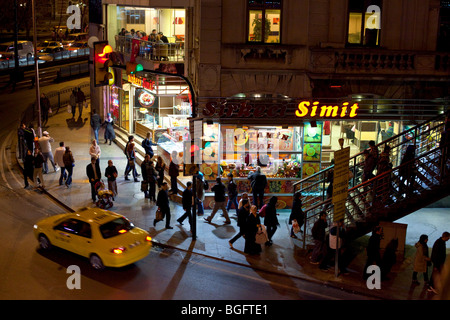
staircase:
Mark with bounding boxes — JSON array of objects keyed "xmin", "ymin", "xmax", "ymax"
[{"xmin": 294, "ymin": 113, "xmax": 450, "ymax": 246}]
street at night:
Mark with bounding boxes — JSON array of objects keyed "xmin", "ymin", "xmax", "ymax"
[{"xmin": 0, "ymin": 0, "xmax": 449, "ymax": 316}]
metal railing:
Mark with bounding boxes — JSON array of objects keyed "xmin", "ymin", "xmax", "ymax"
[
  {"xmin": 294, "ymin": 113, "xmax": 447, "ymax": 211},
  {"xmin": 0, "ymin": 49, "xmax": 89, "ymax": 70},
  {"xmin": 300, "ymin": 143, "xmax": 450, "ymax": 248},
  {"xmin": 114, "ymin": 35, "xmax": 185, "ymax": 63}
]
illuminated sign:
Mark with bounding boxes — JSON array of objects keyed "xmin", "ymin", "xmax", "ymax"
[
  {"xmin": 295, "ymin": 101, "xmax": 359, "ymax": 118},
  {"xmin": 128, "ymin": 74, "xmax": 156, "ymax": 92},
  {"xmin": 202, "ymin": 100, "xmax": 359, "ymax": 119}
]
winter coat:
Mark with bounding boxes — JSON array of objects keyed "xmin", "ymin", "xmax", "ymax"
[
  {"xmin": 103, "ymin": 119, "xmax": 116, "ymax": 140},
  {"xmin": 413, "ymin": 242, "xmax": 430, "ymax": 273}
]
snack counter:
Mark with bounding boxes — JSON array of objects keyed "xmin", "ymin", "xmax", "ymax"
[{"xmin": 200, "ymin": 160, "xmax": 303, "ymax": 210}]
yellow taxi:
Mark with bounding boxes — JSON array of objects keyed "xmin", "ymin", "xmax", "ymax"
[{"xmin": 33, "ymin": 207, "xmax": 152, "ymax": 270}]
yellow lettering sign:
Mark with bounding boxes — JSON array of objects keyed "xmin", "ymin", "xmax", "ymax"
[{"xmin": 295, "ymin": 101, "xmax": 359, "ymax": 119}]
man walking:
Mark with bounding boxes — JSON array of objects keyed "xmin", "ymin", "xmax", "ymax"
[
  {"xmin": 248, "ymin": 166, "xmax": 267, "ymax": 209},
  {"xmin": 428, "ymin": 231, "xmax": 450, "ymax": 294},
  {"xmin": 155, "ymin": 182, "xmax": 173, "ymax": 229},
  {"xmin": 38, "ymin": 131, "xmax": 58, "ymax": 173},
  {"xmin": 177, "ymin": 181, "xmax": 193, "ymax": 227},
  {"xmin": 76, "ymin": 87, "xmax": 86, "ymax": 118},
  {"xmin": 204, "ymin": 177, "xmax": 231, "ymax": 224},
  {"xmin": 86, "ymin": 156, "xmax": 101, "ymax": 203},
  {"xmin": 226, "ymin": 173, "xmax": 239, "ymax": 216},
  {"xmin": 90, "ymin": 109, "xmax": 102, "ymax": 144},
  {"xmin": 54, "ymin": 141, "xmax": 67, "ymax": 185}
]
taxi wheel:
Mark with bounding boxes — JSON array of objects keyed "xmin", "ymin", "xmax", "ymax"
[
  {"xmin": 89, "ymin": 254, "xmax": 105, "ymax": 270},
  {"xmin": 38, "ymin": 234, "xmax": 52, "ymax": 250}
]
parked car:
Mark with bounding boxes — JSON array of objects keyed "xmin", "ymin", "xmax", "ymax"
[
  {"xmin": 37, "ymin": 40, "xmax": 63, "ymax": 53},
  {"xmin": 37, "ymin": 46, "xmax": 65, "ymax": 61},
  {"xmin": 0, "ymin": 41, "xmax": 34, "ymax": 60},
  {"xmin": 66, "ymin": 41, "xmax": 88, "ymax": 51},
  {"xmin": 63, "ymin": 33, "xmax": 89, "ymax": 49}
]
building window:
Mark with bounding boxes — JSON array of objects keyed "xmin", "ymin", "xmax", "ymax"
[
  {"xmin": 347, "ymin": 0, "xmax": 381, "ymax": 46},
  {"xmin": 247, "ymin": 0, "xmax": 281, "ymax": 43},
  {"xmin": 438, "ymin": 1, "xmax": 450, "ymax": 51}
]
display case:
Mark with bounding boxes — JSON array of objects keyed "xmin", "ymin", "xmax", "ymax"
[{"xmin": 157, "ymin": 129, "xmax": 188, "ymax": 167}]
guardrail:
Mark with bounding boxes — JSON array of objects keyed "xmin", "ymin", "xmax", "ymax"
[{"xmin": 0, "ymin": 48, "xmax": 89, "ymax": 70}]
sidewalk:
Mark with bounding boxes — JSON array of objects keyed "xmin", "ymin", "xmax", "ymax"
[{"xmin": 21, "ymin": 98, "xmax": 445, "ymax": 301}]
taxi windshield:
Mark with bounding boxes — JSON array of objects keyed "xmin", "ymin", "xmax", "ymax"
[{"xmin": 99, "ymin": 217, "xmax": 134, "ymax": 239}]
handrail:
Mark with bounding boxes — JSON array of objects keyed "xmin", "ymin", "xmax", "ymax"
[
  {"xmin": 293, "ymin": 112, "xmax": 447, "ymax": 189},
  {"xmin": 300, "ymin": 142, "xmax": 450, "ymax": 248}
]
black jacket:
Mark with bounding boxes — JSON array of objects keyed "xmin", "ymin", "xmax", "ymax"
[
  {"xmin": 431, "ymin": 237, "xmax": 447, "ymax": 269},
  {"xmin": 86, "ymin": 162, "xmax": 101, "ymax": 182},
  {"xmin": 289, "ymin": 198, "xmax": 305, "ymax": 225},
  {"xmin": 311, "ymin": 219, "xmax": 327, "ymax": 241},
  {"xmin": 156, "ymin": 189, "xmax": 170, "ymax": 211},
  {"xmin": 248, "ymin": 171, "xmax": 267, "ymax": 192},
  {"xmin": 212, "ymin": 182, "xmax": 226, "ymax": 202},
  {"xmin": 182, "ymin": 188, "xmax": 193, "ymax": 210}
]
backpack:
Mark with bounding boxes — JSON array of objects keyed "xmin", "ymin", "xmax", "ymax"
[{"xmin": 259, "ymin": 204, "xmax": 268, "ymax": 218}]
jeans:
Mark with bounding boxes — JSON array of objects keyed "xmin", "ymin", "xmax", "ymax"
[
  {"xmin": 197, "ymin": 200, "xmax": 204, "ymax": 215},
  {"xmin": 252, "ymin": 190, "xmax": 265, "ymax": 209},
  {"xmin": 42, "ymin": 152, "xmax": 56, "ymax": 173},
  {"xmin": 59, "ymin": 166, "xmax": 67, "ymax": 185},
  {"xmin": 65, "ymin": 166, "xmax": 73, "ymax": 186},
  {"xmin": 93, "ymin": 127, "xmax": 100, "ymax": 144},
  {"xmin": 226, "ymin": 195, "xmax": 239, "ymax": 215}
]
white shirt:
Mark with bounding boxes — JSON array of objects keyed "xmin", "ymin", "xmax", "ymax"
[
  {"xmin": 54, "ymin": 146, "xmax": 65, "ymax": 167},
  {"xmin": 38, "ymin": 136, "xmax": 54, "ymax": 153},
  {"xmin": 89, "ymin": 144, "xmax": 101, "ymax": 159}
]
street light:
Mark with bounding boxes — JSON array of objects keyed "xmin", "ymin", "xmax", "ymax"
[{"xmin": 32, "ymin": 0, "xmax": 42, "ymax": 137}]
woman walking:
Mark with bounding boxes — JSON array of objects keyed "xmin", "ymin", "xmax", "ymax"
[
  {"xmin": 244, "ymin": 205, "xmax": 262, "ymax": 255},
  {"xmin": 102, "ymin": 113, "xmax": 116, "ymax": 145},
  {"xmin": 263, "ymin": 196, "xmax": 279, "ymax": 246},
  {"xmin": 289, "ymin": 192, "xmax": 305, "ymax": 238},
  {"xmin": 412, "ymin": 234, "xmax": 431, "ymax": 285},
  {"xmin": 155, "ymin": 156, "xmax": 166, "ymax": 188}
]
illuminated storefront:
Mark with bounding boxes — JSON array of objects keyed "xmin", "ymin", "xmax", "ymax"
[
  {"xmin": 192, "ymin": 95, "xmax": 446, "ymax": 209},
  {"xmin": 107, "ymin": 69, "xmax": 191, "ymax": 149}
]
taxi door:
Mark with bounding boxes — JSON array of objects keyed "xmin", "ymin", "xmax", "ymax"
[
  {"xmin": 52, "ymin": 218, "xmax": 92, "ymax": 257},
  {"xmin": 68, "ymin": 221, "xmax": 94, "ymax": 258}
]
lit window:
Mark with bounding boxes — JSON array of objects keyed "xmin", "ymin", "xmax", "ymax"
[
  {"xmin": 247, "ymin": 0, "xmax": 281, "ymax": 44},
  {"xmin": 347, "ymin": 0, "xmax": 382, "ymax": 46}
]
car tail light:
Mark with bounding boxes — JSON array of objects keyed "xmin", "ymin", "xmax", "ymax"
[
  {"xmin": 118, "ymin": 229, "xmax": 127, "ymax": 234},
  {"xmin": 146, "ymin": 236, "xmax": 152, "ymax": 242},
  {"xmin": 112, "ymin": 247, "xmax": 126, "ymax": 254}
]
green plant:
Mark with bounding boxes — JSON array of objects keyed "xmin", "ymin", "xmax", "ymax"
[{"xmin": 252, "ymin": 16, "xmax": 271, "ymax": 42}]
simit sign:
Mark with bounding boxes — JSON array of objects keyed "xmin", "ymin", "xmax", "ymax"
[{"xmin": 201, "ymin": 100, "xmax": 359, "ymax": 119}]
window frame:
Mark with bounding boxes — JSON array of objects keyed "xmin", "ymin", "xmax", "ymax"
[
  {"xmin": 346, "ymin": 0, "xmax": 382, "ymax": 47},
  {"xmin": 246, "ymin": 0, "xmax": 282, "ymax": 44}
]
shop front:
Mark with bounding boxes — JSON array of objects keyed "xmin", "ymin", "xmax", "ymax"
[
  {"xmin": 107, "ymin": 69, "xmax": 191, "ymax": 165},
  {"xmin": 192, "ymin": 96, "xmax": 445, "ymax": 210}
]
